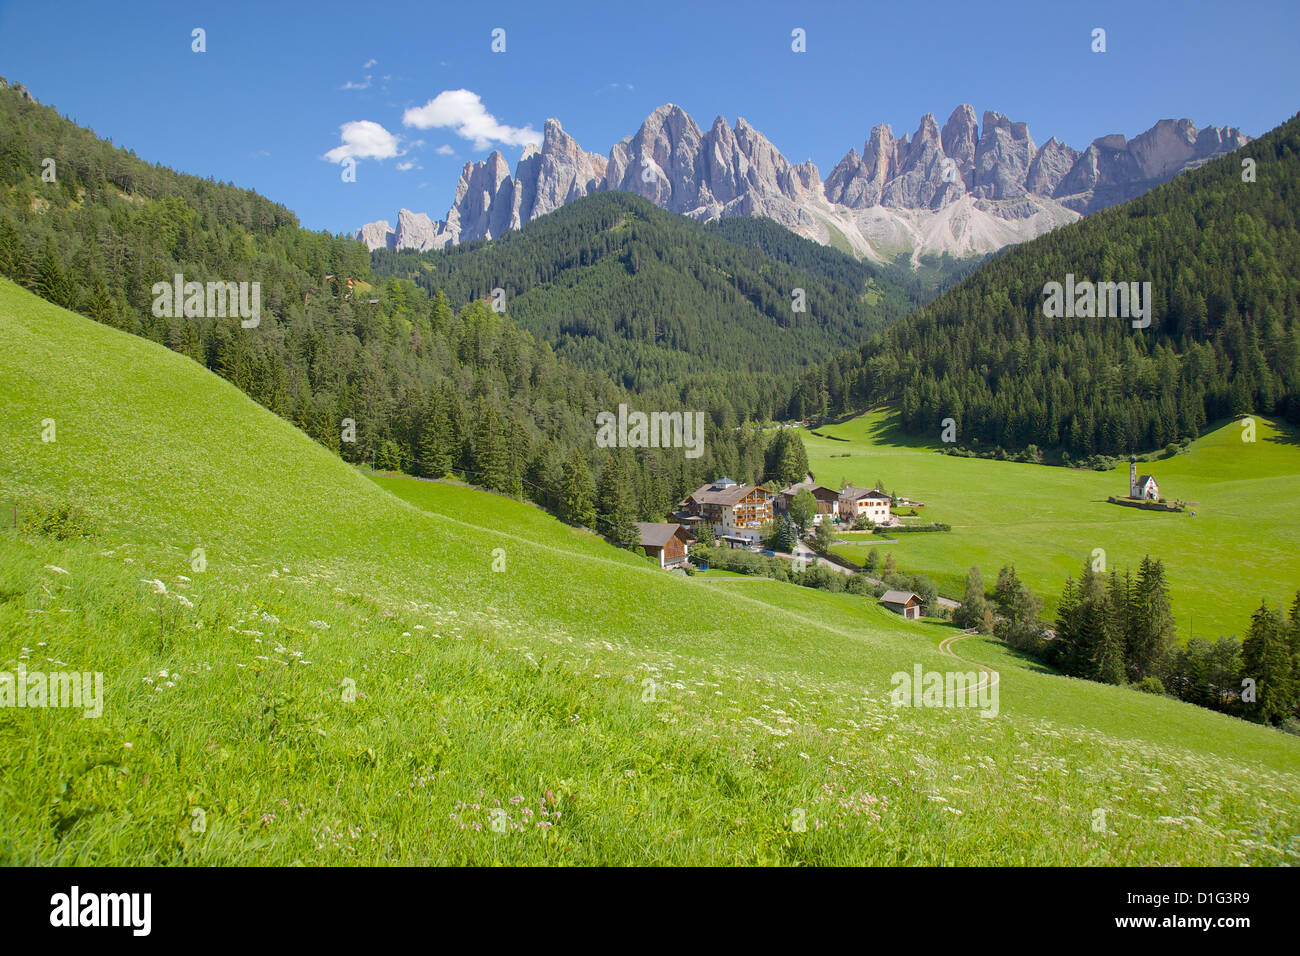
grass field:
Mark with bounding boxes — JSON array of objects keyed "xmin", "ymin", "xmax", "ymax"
[
  {"xmin": 808, "ymin": 408, "xmax": 1300, "ymax": 641},
  {"xmin": 1, "ymin": 278, "xmax": 1297, "ymax": 864}
]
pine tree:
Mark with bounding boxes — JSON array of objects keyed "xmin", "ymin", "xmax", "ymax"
[
  {"xmin": 1052, "ymin": 574, "xmax": 1080, "ymax": 671},
  {"xmin": 34, "ymin": 235, "xmax": 73, "ymax": 308},
  {"xmin": 441, "ymin": 384, "xmax": 468, "ymax": 474},
  {"xmin": 994, "ymin": 564, "xmax": 1021, "ymax": 617},
  {"xmin": 1106, "ymin": 569, "xmax": 1133, "ymax": 683},
  {"xmin": 774, "ymin": 514, "xmax": 798, "ymax": 554},
  {"xmin": 471, "ymin": 397, "xmax": 511, "ymax": 493},
  {"xmin": 430, "ymin": 289, "xmax": 453, "ymax": 335},
  {"xmin": 1073, "ymin": 566, "xmax": 1113, "ymax": 681},
  {"xmin": 1096, "ymin": 576, "xmax": 1128, "ymax": 685},
  {"xmin": 525, "ymin": 438, "xmax": 561, "ymax": 513},
  {"xmin": 506, "ymin": 416, "xmax": 530, "ymax": 499},
  {"xmin": 1129, "ymin": 557, "xmax": 1175, "ymax": 681},
  {"xmin": 1241, "ymin": 600, "xmax": 1294, "ymax": 724},
  {"xmin": 596, "ymin": 452, "xmax": 639, "ymax": 549},
  {"xmin": 417, "ymin": 393, "xmax": 452, "ymax": 478},
  {"xmin": 1289, "ymin": 591, "xmax": 1300, "ymax": 717},
  {"xmin": 558, "ymin": 447, "xmax": 596, "ymax": 528}
]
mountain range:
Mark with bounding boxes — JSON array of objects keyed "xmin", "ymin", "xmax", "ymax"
[{"xmin": 355, "ymin": 104, "xmax": 1248, "ymax": 263}]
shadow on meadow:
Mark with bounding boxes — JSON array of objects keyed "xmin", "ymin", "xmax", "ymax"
[
  {"xmin": 1000, "ymin": 642, "xmax": 1058, "ymax": 675},
  {"xmin": 1263, "ymin": 427, "xmax": 1300, "ymax": 449},
  {"xmin": 834, "ymin": 408, "xmax": 942, "ymax": 453}
]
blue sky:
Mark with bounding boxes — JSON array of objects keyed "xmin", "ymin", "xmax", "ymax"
[{"xmin": 1, "ymin": 0, "xmax": 1296, "ymax": 234}]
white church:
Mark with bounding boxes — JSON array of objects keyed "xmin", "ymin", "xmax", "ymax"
[{"xmin": 1128, "ymin": 455, "xmax": 1159, "ymax": 500}]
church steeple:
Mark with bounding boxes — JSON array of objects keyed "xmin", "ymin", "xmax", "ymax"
[{"xmin": 1129, "ymin": 455, "xmax": 1138, "ymax": 497}]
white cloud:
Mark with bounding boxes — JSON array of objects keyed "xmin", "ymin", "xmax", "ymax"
[
  {"xmin": 323, "ymin": 120, "xmax": 400, "ymax": 164},
  {"xmin": 341, "ymin": 75, "xmax": 372, "ymax": 90},
  {"xmin": 363, "ymin": 58, "xmax": 377, "ymax": 68},
  {"xmin": 402, "ymin": 90, "xmax": 538, "ymax": 150},
  {"xmin": 396, "ymin": 160, "xmax": 420, "ymax": 171},
  {"xmin": 435, "ymin": 144, "xmax": 455, "ymax": 156}
]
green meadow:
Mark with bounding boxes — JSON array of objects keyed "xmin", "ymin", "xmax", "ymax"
[
  {"xmin": 809, "ymin": 408, "xmax": 1300, "ymax": 641},
  {"xmin": 1, "ymin": 278, "xmax": 1297, "ymax": 864}
]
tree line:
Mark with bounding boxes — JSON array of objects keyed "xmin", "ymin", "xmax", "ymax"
[{"xmin": 953, "ymin": 559, "xmax": 1300, "ymax": 730}]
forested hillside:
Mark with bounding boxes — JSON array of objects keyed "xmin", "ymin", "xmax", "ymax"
[
  {"xmin": 0, "ymin": 79, "xmax": 810, "ymax": 537},
  {"xmin": 370, "ymin": 192, "xmax": 937, "ymax": 403},
  {"xmin": 786, "ymin": 113, "xmax": 1300, "ymax": 456}
]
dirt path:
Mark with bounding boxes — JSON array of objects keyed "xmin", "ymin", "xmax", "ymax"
[{"xmin": 938, "ymin": 629, "xmax": 1001, "ymax": 694}]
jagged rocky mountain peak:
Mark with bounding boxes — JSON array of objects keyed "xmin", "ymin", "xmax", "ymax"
[{"xmin": 355, "ymin": 103, "xmax": 1248, "ymax": 263}]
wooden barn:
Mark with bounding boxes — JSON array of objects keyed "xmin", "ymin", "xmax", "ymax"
[
  {"xmin": 880, "ymin": 589, "xmax": 924, "ymax": 620},
  {"xmin": 635, "ymin": 522, "xmax": 691, "ymax": 569}
]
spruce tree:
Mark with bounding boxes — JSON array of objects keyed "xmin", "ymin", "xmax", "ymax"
[
  {"xmin": 596, "ymin": 452, "xmax": 639, "ymax": 549},
  {"xmin": 994, "ymin": 565, "xmax": 1021, "ymax": 617},
  {"xmin": 471, "ymin": 397, "xmax": 511, "ymax": 493},
  {"xmin": 417, "ymin": 393, "xmax": 452, "ymax": 478},
  {"xmin": 1129, "ymin": 557, "xmax": 1176, "ymax": 681},
  {"xmin": 1072, "ymin": 566, "xmax": 1112, "ymax": 681},
  {"xmin": 1097, "ymin": 572, "xmax": 1128, "ymax": 685},
  {"xmin": 1289, "ymin": 591, "xmax": 1300, "ymax": 715},
  {"xmin": 1106, "ymin": 569, "xmax": 1133, "ymax": 682},
  {"xmin": 1241, "ymin": 600, "xmax": 1294, "ymax": 724},
  {"xmin": 1052, "ymin": 573, "xmax": 1080, "ymax": 672},
  {"xmin": 774, "ymin": 514, "xmax": 798, "ymax": 554},
  {"xmin": 558, "ymin": 447, "xmax": 596, "ymax": 528}
]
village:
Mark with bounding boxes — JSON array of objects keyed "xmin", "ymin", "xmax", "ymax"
[
  {"xmin": 628, "ymin": 475, "xmax": 933, "ymax": 619},
  {"xmin": 630, "ymin": 458, "xmax": 1172, "ymax": 623}
]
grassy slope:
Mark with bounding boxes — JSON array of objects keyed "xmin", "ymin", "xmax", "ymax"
[
  {"xmin": 813, "ymin": 408, "xmax": 1300, "ymax": 640},
  {"xmin": 1, "ymin": 278, "xmax": 1297, "ymax": 864}
]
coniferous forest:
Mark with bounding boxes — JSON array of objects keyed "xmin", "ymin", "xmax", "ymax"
[{"xmin": 369, "ymin": 191, "xmax": 939, "ymax": 402}]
